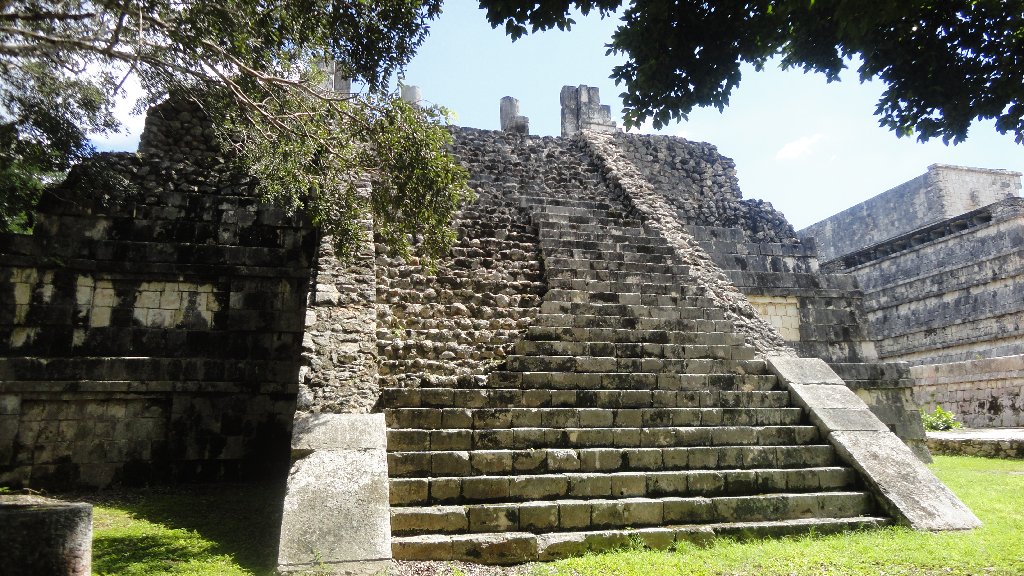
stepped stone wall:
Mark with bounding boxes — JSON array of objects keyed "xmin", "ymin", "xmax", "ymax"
[
  {"xmin": 0, "ymin": 98, "xmax": 315, "ymax": 488},
  {"xmin": 801, "ymin": 164, "xmax": 1020, "ymax": 263},
  {"xmin": 800, "ymin": 165, "xmax": 1024, "ymax": 428},
  {"xmin": 1, "ymin": 88, "xmax": 927, "ymax": 498},
  {"xmin": 374, "ymin": 128, "xmax": 547, "ymax": 393}
]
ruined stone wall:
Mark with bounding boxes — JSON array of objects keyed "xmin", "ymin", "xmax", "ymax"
[
  {"xmin": 801, "ymin": 165, "xmax": 1021, "ymax": 263},
  {"xmin": 615, "ymin": 133, "xmax": 796, "ymax": 243},
  {"xmin": 911, "ymin": 356, "xmax": 1024, "ymax": 428},
  {"xmin": 0, "ymin": 98, "xmax": 316, "ymax": 488},
  {"xmin": 375, "ymin": 127, "xmax": 546, "ymax": 392}
]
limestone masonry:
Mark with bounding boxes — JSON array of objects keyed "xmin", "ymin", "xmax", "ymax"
[
  {"xmin": 0, "ymin": 86, "xmax": 978, "ymax": 571},
  {"xmin": 800, "ymin": 165, "xmax": 1024, "ymax": 428}
]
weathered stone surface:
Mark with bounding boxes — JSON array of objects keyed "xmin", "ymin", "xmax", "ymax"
[
  {"xmin": 291, "ymin": 413, "xmax": 385, "ymax": 451},
  {"xmin": 926, "ymin": 428, "xmax": 1024, "ymax": 459},
  {"xmin": 912, "ymin": 355, "xmax": 1024, "ymax": 428},
  {"xmin": 561, "ymin": 85, "xmax": 617, "ymax": 136},
  {"xmin": 0, "ymin": 495, "xmax": 92, "ymax": 576},
  {"xmin": 834, "ymin": 362, "xmax": 930, "ymax": 462},
  {"xmin": 768, "ymin": 357, "xmax": 846, "ymax": 386},
  {"xmin": 830, "ymin": 430, "xmax": 981, "ymax": 531},
  {"xmin": 278, "ymin": 414, "xmax": 391, "ymax": 574},
  {"xmin": 767, "ymin": 356, "xmax": 977, "ymax": 531},
  {"xmin": 800, "ymin": 164, "xmax": 1020, "ymax": 263}
]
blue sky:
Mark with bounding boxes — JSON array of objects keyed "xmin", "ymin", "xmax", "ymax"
[{"xmin": 95, "ymin": 2, "xmax": 1023, "ymax": 230}]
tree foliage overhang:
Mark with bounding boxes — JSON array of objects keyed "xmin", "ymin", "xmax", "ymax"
[
  {"xmin": 481, "ymin": 0, "xmax": 1024, "ymax": 145},
  {"xmin": 0, "ymin": 0, "xmax": 472, "ymax": 262}
]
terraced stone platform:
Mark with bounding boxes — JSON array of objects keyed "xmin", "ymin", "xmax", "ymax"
[{"xmin": 380, "ymin": 135, "xmax": 888, "ymax": 563}]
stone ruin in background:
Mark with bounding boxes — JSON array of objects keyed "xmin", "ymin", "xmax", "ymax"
[{"xmin": 0, "ymin": 84, "xmax": 989, "ymax": 574}]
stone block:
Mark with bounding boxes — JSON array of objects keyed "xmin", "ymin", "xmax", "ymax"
[
  {"xmin": 558, "ymin": 501, "xmax": 591, "ymax": 529},
  {"xmin": 510, "ymin": 475, "xmax": 567, "ymax": 500},
  {"xmin": 809, "ymin": 408, "xmax": 889, "ymax": 433},
  {"xmin": 468, "ymin": 504, "xmax": 519, "ymax": 532},
  {"xmin": 290, "ymin": 413, "xmax": 384, "ymax": 451},
  {"xmin": 462, "ymin": 477, "xmax": 511, "ymax": 502},
  {"xmin": 829, "ymin": 430, "xmax": 981, "ymax": 530},
  {"xmin": 788, "ymin": 383, "xmax": 866, "ymax": 410},
  {"xmin": 451, "ymin": 532, "xmax": 537, "ymax": 564},
  {"xmin": 0, "ymin": 495, "xmax": 92, "ymax": 576},
  {"xmin": 611, "ymin": 472, "xmax": 647, "ymax": 497},
  {"xmin": 392, "ymin": 506, "xmax": 467, "ymax": 534},
  {"xmin": 519, "ymin": 501, "xmax": 559, "ymax": 531},
  {"xmin": 278, "ymin": 413, "xmax": 392, "ymax": 574},
  {"xmin": 622, "ymin": 499, "xmax": 663, "ymax": 526},
  {"xmin": 766, "ymin": 356, "xmax": 846, "ymax": 385}
]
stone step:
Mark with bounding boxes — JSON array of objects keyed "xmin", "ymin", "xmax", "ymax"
[
  {"xmin": 544, "ymin": 257, "xmax": 686, "ymax": 275},
  {"xmin": 384, "ymin": 406, "xmax": 804, "ymax": 431},
  {"xmin": 539, "ymin": 238, "xmax": 676, "ymax": 256},
  {"xmin": 390, "ymin": 491, "xmax": 876, "ymax": 536},
  {"xmin": 533, "ymin": 312, "xmax": 727, "ymax": 330},
  {"xmin": 535, "ymin": 210, "xmax": 641, "ymax": 224},
  {"xmin": 544, "ymin": 278, "xmax": 698, "ymax": 295},
  {"xmin": 515, "ymin": 339, "xmax": 749, "ymax": 358},
  {"xmin": 532, "ymin": 205, "xmax": 631, "ymax": 221},
  {"xmin": 539, "ymin": 229, "xmax": 665, "ymax": 245},
  {"xmin": 543, "ymin": 288, "xmax": 708, "ymax": 305},
  {"xmin": 487, "ymin": 370, "xmax": 776, "ymax": 391},
  {"xmin": 505, "ymin": 353, "xmax": 759, "ymax": 374},
  {"xmin": 386, "ymin": 426, "xmax": 822, "ymax": 454},
  {"xmin": 520, "ymin": 196, "xmax": 620, "ymax": 211},
  {"xmin": 525, "ymin": 325, "xmax": 744, "ymax": 345},
  {"xmin": 391, "ymin": 517, "xmax": 891, "ymax": 563},
  {"xmin": 543, "ymin": 267, "xmax": 681, "ymax": 285},
  {"xmin": 540, "ymin": 238, "xmax": 675, "ymax": 256},
  {"xmin": 389, "ymin": 466, "xmax": 858, "ymax": 505},
  {"xmin": 539, "ymin": 300, "xmax": 719, "ymax": 317},
  {"xmin": 537, "ymin": 221, "xmax": 649, "ymax": 238},
  {"xmin": 542, "ymin": 250, "xmax": 674, "ymax": 266},
  {"xmin": 381, "ymin": 387, "xmax": 789, "ymax": 410},
  {"xmin": 387, "ymin": 426, "xmax": 827, "ymax": 461}
]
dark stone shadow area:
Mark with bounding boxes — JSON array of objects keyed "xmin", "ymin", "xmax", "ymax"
[{"xmin": 67, "ymin": 478, "xmax": 287, "ymax": 575}]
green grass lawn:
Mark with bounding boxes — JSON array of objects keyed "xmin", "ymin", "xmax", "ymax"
[{"xmin": 84, "ymin": 456, "xmax": 1024, "ymax": 576}]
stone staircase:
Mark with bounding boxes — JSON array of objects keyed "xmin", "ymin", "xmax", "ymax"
[{"xmin": 380, "ymin": 136, "xmax": 888, "ymax": 563}]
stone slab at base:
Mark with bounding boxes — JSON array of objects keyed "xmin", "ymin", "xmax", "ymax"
[
  {"xmin": 277, "ymin": 413, "xmax": 391, "ymax": 575},
  {"xmin": 0, "ymin": 495, "xmax": 92, "ymax": 576},
  {"xmin": 767, "ymin": 356, "xmax": 981, "ymax": 531}
]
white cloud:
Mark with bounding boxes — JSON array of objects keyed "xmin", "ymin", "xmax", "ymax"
[{"xmin": 775, "ymin": 133, "xmax": 825, "ymax": 160}]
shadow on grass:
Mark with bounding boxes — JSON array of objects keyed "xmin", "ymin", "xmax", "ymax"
[{"xmin": 86, "ymin": 479, "xmax": 288, "ymax": 575}]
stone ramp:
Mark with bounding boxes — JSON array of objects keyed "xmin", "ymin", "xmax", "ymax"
[{"xmin": 381, "ymin": 136, "xmax": 887, "ymax": 563}]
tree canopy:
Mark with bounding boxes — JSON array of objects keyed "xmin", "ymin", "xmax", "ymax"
[
  {"xmin": 0, "ymin": 0, "xmax": 471, "ymax": 261},
  {"xmin": 480, "ymin": 0, "xmax": 1024, "ymax": 145}
]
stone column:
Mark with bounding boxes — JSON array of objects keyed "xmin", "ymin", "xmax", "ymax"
[
  {"xmin": 401, "ymin": 85, "xmax": 422, "ymax": 106},
  {"xmin": 500, "ymin": 96, "xmax": 530, "ymax": 134},
  {"xmin": 560, "ymin": 85, "xmax": 618, "ymax": 136},
  {"xmin": 321, "ymin": 60, "xmax": 352, "ymax": 96},
  {"xmin": 0, "ymin": 496, "xmax": 92, "ymax": 576}
]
